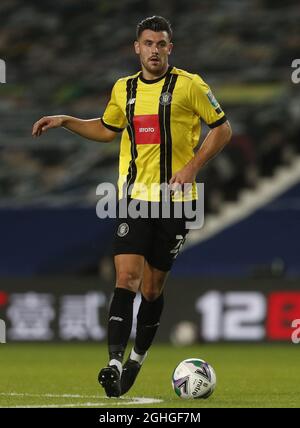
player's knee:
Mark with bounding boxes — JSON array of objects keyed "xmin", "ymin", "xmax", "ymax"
[
  {"xmin": 142, "ymin": 288, "xmax": 162, "ymax": 302},
  {"xmin": 116, "ymin": 271, "xmax": 142, "ymax": 292}
]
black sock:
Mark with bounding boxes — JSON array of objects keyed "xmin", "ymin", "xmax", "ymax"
[
  {"xmin": 134, "ymin": 293, "xmax": 164, "ymax": 355},
  {"xmin": 108, "ymin": 288, "xmax": 136, "ymax": 362}
]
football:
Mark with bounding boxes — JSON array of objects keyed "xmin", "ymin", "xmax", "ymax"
[{"xmin": 172, "ymin": 358, "xmax": 216, "ymax": 399}]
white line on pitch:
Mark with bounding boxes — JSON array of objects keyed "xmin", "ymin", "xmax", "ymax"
[
  {"xmin": 0, "ymin": 392, "xmax": 163, "ymax": 407},
  {"xmin": 0, "ymin": 392, "xmax": 107, "ymax": 399},
  {"xmin": 0, "ymin": 402, "xmax": 148, "ymax": 408}
]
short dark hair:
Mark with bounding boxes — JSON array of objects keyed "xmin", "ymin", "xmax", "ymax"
[{"xmin": 136, "ymin": 16, "xmax": 173, "ymax": 41}]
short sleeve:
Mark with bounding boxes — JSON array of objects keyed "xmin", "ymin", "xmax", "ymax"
[
  {"xmin": 101, "ymin": 83, "xmax": 127, "ymax": 132},
  {"xmin": 187, "ymin": 74, "xmax": 227, "ymax": 128}
]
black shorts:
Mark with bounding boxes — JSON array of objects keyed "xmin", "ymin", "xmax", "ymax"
[{"xmin": 112, "ymin": 199, "xmax": 195, "ymax": 272}]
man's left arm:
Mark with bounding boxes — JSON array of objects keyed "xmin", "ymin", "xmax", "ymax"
[{"xmin": 169, "ymin": 120, "xmax": 232, "ymax": 185}]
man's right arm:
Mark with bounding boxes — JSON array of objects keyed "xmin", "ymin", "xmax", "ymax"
[{"xmin": 32, "ymin": 115, "xmax": 117, "ymax": 142}]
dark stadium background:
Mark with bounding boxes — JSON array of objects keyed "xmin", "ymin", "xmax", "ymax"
[{"xmin": 0, "ymin": 0, "xmax": 300, "ymax": 345}]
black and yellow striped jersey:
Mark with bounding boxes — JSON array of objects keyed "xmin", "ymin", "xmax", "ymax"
[{"xmin": 101, "ymin": 66, "xmax": 227, "ymax": 202}]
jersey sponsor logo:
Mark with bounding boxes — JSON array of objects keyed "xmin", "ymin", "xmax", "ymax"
[
  {"xmin": 159, "ymin": 92, "xmax": 172, "ymax": 106},
  {"xmin": 139, "ymin": 127, "xmax": 155, "ymax": 133},
  {"xmin": 117, "ymin": 222, "xmax": 129, "ymax": 237},
  {"xmin": 206, "ymin": 90, "xmax": 219, "ymax": 108},
  {"xmin": 133, "ymin": 114, "xmax": 161, "ymax": 145}
]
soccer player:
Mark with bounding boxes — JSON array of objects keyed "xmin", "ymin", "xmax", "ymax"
[{"xmin": 32, "ymin": 16, "xmax": 232, "ymax": 397}]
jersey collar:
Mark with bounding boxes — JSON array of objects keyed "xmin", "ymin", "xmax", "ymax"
[{"xmin": 138, "ymin": 65, "xmax": 173, "ymax": 84}]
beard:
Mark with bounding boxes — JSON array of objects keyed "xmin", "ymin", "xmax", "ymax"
[{"xmin": 142, "ymin": 57, "xmax": 167, "ymax": 76}]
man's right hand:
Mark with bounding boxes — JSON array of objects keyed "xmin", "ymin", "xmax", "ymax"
[
  {"xmin": 32, "ymin": 115, "xmax": 117, "ymax": 142},
  {"xmin": 32, "ymin": 115, "xmax": 65, "ymax": 137}
]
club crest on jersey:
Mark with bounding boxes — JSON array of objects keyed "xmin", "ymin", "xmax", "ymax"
[
  {"xmin": 159, "ymin": 92, "xmax": 172, "ymax": 106},
  {"xmin": 117, "ymin": 222, "xmax": 129, "ymax": 237}
]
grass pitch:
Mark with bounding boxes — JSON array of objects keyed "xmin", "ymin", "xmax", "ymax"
[{"xmin": 0, "ymin": 343, "xmax": 299, "ymax": 408}]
